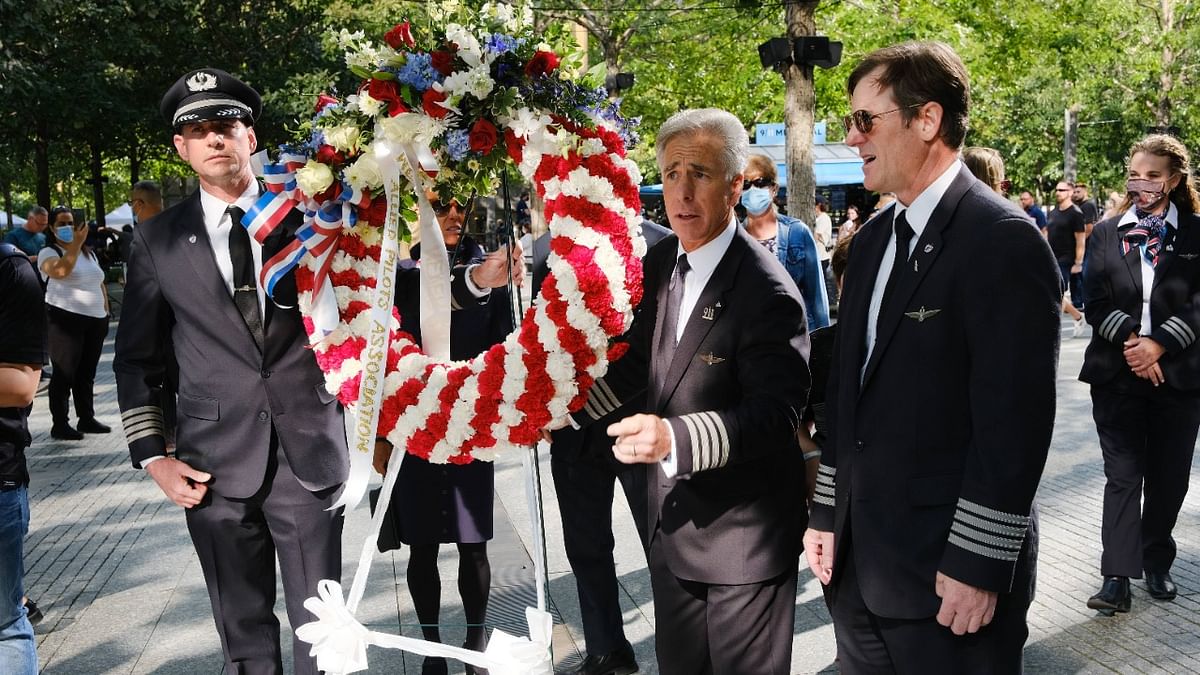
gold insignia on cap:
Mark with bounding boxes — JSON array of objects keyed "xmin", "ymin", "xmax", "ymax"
[{"xmin": 186, "ymin": 72, "xmax": 218, "ymax": 92}]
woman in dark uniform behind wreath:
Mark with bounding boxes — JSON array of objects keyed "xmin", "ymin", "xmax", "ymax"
[
  {"xmin": 1081, "ymin": 134, "xmax": 1200, "ymax": 615},
  {"xmin": 373, "ymin": 194, "xmax": 513, "ymax": 675}
]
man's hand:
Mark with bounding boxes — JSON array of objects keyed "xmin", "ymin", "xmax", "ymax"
[
  {"xmin": 471, "ymin": 244, "xmax": 525, "ymax": 289},
  {"xmin": 1124, "ymin": 336, "xmax": 1165, "ymax": 371},
  {"xmin": 803, "ymin": 528, "xmax": 835, "ymax": 585},
  {"xmin": 607, "ymin": 413, "xmax": 671, "ymax": 464},
  {"xmin": 373, "ymin": 439, "xmax": 393, "ymax": 476},
  {"xmin": 1134, "ymin": 361, "xmax": 1166, "ymax": 386},
  {"xmin": 146, "ymin": 457, "xmax": 211, "ymax": 508},
  {"xmin": 935, "ymin": 572, "xmax": 997, "ymax": 635},
  {"xmin": 1070, "ymin": 262, "xmax": 1083, "ymax": 275}
]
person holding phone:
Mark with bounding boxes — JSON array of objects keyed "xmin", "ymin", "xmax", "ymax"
[{"xmin": 38, "ymin": 206, "xmax": 111, "ymax": 441}]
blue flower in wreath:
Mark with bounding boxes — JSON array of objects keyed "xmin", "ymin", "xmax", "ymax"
[
  {"xmin": 396, "ymin": 52, "xmax": 441, "ymax": 91},
  {"xmin": 445, "ymin": 129, "xmax": 471, "ymax": 161}
]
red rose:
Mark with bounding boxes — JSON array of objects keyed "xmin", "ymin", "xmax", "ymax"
[
  {"xmin": 430, "ymin": 49, "xmax": 455, "ymax": 76},
  {"xmin": 314, "ymin": 93, "xmax": 339, "ymax": 112},
  {"xmin": 422, "ymin": 89, "xmax": 449, "ymax": 119},
  {"xmin": 468, "ymin": 118, "xmax": 498, "ymax": 155},
  {"xmin": 315, "ymin": 144, "xmax": 345, "ymax": 166},
  {"xmin": 524, "ymin": 50, "xmax": 560, "ymax": 77},
  {"xmin": 384, "ymin": 21, "xmax": 415, "ymax": 49},
  {"xmin": 367, "ymin": 78, "xmax": 400, "ymax": 104}
]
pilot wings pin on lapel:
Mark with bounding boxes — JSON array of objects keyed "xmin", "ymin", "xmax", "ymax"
[
  {"xmin": 1181, "ymin": 253, "xmax": 1200, "ymax": 260},
  {"xmin": 699, "ymin": 352, "xmax": 725, "ymax": 365},
  {"xmin": 904, "ymin": 306, "xmax": 942, "ymax": 323}
]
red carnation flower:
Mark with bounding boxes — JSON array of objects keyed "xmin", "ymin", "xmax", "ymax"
[
  {"xmin": 422, "ymin": 89, "xmax": 449, "ymax": 119},
  {"xmin": 314, "ymin": 93, "xmax": 339, "ymax": 113},
  {"xmin": 362, "ymin": 195, "xmax": 388, "ymax": 226},
  {"xmin": 468, "ymin": 118, "xmax": 498, "ymax": 155},
  {"xmin": 524, "ymin": 50, "xmax": 560, "ymax": 77},
  {"xmin": 384, "ymin": 21, "xmax": 415, "ymax": 49}
]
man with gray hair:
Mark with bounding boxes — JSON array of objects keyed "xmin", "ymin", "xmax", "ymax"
[
  {"xmin": 566, "ymin": 108, "xmax": 810, "ymax": 673},
  {"xmin": 3, "ymin": 207, "xmax": 48, "ymax": 262},
  {"xmin": 129, "ymin": 181, "xmax": 164, "ymax": 224}
]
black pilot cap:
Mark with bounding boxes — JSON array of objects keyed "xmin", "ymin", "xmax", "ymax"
[{"xmin": 161, "ymin": 68, "xmax": 262, "ymax": 129}]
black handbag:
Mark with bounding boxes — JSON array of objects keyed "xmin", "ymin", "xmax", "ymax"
[{"xmin": 368, "ymin": 485, "xmax": 404, "ymax": 552}]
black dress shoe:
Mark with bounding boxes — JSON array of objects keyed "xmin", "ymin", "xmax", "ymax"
[
  {"xmin": 1145, "ymin": 571, "xmax": 1178, "ymax": 600},
  {"xmin": 566, "ymin": 643, "xmax": 638, "ymax": 675},
  {"xmin": 1087, "ymin": 576, "xmax": 1131, "ymax": 615},
  {"xmin": 76, "ymin": 418, "xmax": 111, "ymax": 434},
  {"xmin": 23, "ymin": 598, "xmax": 43, "ymax": 625},
  {"xmin": 51, "ymin": 425, "xmax": 84, "ymax": 441}
]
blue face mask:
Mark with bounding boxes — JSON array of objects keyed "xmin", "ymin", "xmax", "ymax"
[
  {"xmin": 741, "ymin": 187, "xmax": 773, "ymax": 216},
  {"xmin": 56, "ymin": 225, "xmax": 74, "ymax": 243}
]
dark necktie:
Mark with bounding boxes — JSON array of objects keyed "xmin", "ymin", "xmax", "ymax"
[
  {"xmin": 881, "ymin": 211, "xmax": 915, "ymax": 311},
  {"xmin": 227, "ymin": 205, "xmax": 265, "ymax": 352},
  {"xmin": 659, "ymin": 253, "xmax": 691, "ymax": 365}
]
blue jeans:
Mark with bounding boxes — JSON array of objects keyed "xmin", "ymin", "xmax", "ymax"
[
  {"xmin": 0, "ymin": 486, "xmax": 37, "ymax": 674},
  {"xmin": 1058, "ymin": 260, "xmax": 1085, "ymax": 309}
]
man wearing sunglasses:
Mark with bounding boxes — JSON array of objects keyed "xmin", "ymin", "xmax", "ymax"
[{"xmin": 803, "ymin": 42, "xmax": 1061, "ymax": 672}]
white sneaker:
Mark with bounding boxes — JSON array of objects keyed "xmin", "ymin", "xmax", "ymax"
[{"xmin": 1072, "ymin": 318, "xmax": 1086, "ymax": 338}]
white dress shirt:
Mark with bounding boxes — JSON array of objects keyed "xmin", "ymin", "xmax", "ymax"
[
  {"xmin": 1117, "ymin": 202, "xmax": 1179, "ymax": 335},
  {"xmin": 199, "ymin": 183, "xmax": 267, "ymax": 315},
  {"xmin": 661, "ymin": 216, "xmax": 737, "ymax": 476},
  {"xmin": 863, "ymin": 160, "xmax": 963, "ymax": 379}
]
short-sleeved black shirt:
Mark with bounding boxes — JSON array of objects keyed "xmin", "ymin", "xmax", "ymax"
[
  {"xmin": 1077, "ymin": 199, "xmax": 1099, "ymax": 225},
  {"xmin": 1047, "ymin": 205, "xmax": 1085, "ymax": 264},
  {"xmin": 0, "ymin": 248, "xmax": 47, "ymax": 486}
]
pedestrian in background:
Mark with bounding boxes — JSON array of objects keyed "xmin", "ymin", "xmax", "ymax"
[
  {"xmin": 38, "ymin": 207, "xmax": 111, "ymax": 441},
  {"xmin": 1080, "ymin": 133, "xmax": 1200, "ymax": 615},
  {"xmin": 741, "ymin": 154, "xmax": 830, "ymax": 330},
  {"xmin": 0, "ymin": 238, "xmax": 47, "ymax": 675}
]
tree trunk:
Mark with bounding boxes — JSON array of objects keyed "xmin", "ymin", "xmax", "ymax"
[
  {"xmin": 91, "ymin": 142, "xmax": 106, "ymax": 227},
  {"xmin": 783, "ymin": 1, "xmax": 819, "ymax": 225},
  {"xmin": 2, "ymin": 180, "xmax": 13, "ymax": 228},
  {"xmin": 130, "ymin": 137, "xmax": 141, "ymax": 184},
  {"xmin": 1156, "ymin": 0, "xmax": 1175, "ymax": 127},
  {"xmin": 35, "ymin": 119, "xmax": 50, "ymax": 208}
]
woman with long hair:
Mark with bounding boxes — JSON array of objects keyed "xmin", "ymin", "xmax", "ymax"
[
  {"xmin": 1080, "ymin": 134, "xmax": 1200, "ymax": 615},
  {"xmin": 38, "ymin": 206, "xmax": 111, "ymax": 440}
]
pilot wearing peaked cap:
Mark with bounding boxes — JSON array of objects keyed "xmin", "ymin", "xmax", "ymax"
[{"xmin": 160, "ymin": 67, "xmax": 262, "ymax": 129}]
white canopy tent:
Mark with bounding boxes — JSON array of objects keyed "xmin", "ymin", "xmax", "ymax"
[
  {"xmin": 1, "ymin": 213, "xmax": 27, "ymax": 228},
  {"xmin": 104, "ymin": 203, "xmax": 135, "ymax": 227}
]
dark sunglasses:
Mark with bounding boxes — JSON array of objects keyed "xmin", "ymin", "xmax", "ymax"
[
  {"xmin": 1054, "ymin": 187, "xmax": 1071, "ymax": 192},
  {"xmin": 840, "ymin": 102, "xmax": 926, "ymax": 135},
  {"xmin": 430, "ymin": 197, "xmax": 474, "ymax": 216},
  {"xmin": 742, "ymin": 177, "xmax": 775, "ymax": 190}
]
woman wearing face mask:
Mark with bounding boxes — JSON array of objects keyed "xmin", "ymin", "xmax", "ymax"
[
  {"xmin": 1080, "ymin": 134, "xmax": 1200, "ymax": 615},
  {"xmin": 373, "ymin": 193, "xmax": 515, "ymax": 675},
  {"xmin": 37, "ymin": 206, "xmax": 111, "ymax": 440},
  {"xmin": 740, "ymin": 155, "xmax": 829, "ymax": 330}
]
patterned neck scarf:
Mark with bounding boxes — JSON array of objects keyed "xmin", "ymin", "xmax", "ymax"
[{"xmin": 1123, "ymin": 207, "xmax": 1170, "ymax": 266}]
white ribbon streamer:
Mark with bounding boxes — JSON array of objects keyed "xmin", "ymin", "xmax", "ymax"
[
  {"xmin": 298, "ymin": 581, "xmax": 553, "ymax": 675},
  {"xmin": 329, "ymin": 142, "xmax": 405, "ymax": 513},
  {"xmin": 400, "ymin": 142, "xmax": 452, "ymax": 362}
]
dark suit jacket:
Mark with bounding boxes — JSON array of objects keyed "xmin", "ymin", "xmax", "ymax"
[
  {"xmin": 1080, "ymin": 208, "xmax": 1200, "ymax": 391},
  {"xmin": 574, "ymin": 223, "xmax": 810, "ymax": 586},
  {"xmin": 808, "ymin": 167, "xmax": 1061, "ymax": 619},
  {"xmin": 114, "ymin": 191, "xmax": 349, "ymax": 498}
]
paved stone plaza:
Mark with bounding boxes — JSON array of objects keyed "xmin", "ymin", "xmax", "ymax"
[{"xmin": 19, "ymin": 311, "xmax": 1200, "ymax": 673}]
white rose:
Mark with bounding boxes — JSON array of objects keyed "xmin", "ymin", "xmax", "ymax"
[
  {"xmin": 321, "ymin": 125, "xmax": 361, "ymax": 153},
  {"xmin": 295, "ymin": 159, "xmax": 335, "ymax": 196},
  {"xmin": 344, "ymin": 153, "xmax": 384, "ymax": 191}
]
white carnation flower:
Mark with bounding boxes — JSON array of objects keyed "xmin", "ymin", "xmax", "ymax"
[
  {"xmin": 296, "ymin": 160, "xmax": 335, "ymax": 196},
  {"xmin": 466, "ymin": 67, "xmax": 494, "ymax": 99},
  {"xmin": 376, "ymin": 113, "xmax": 449, "ymax": 147},
  {"xmin": 351, "ymin": 92, "xmax": 384, "ymax": 118}
]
